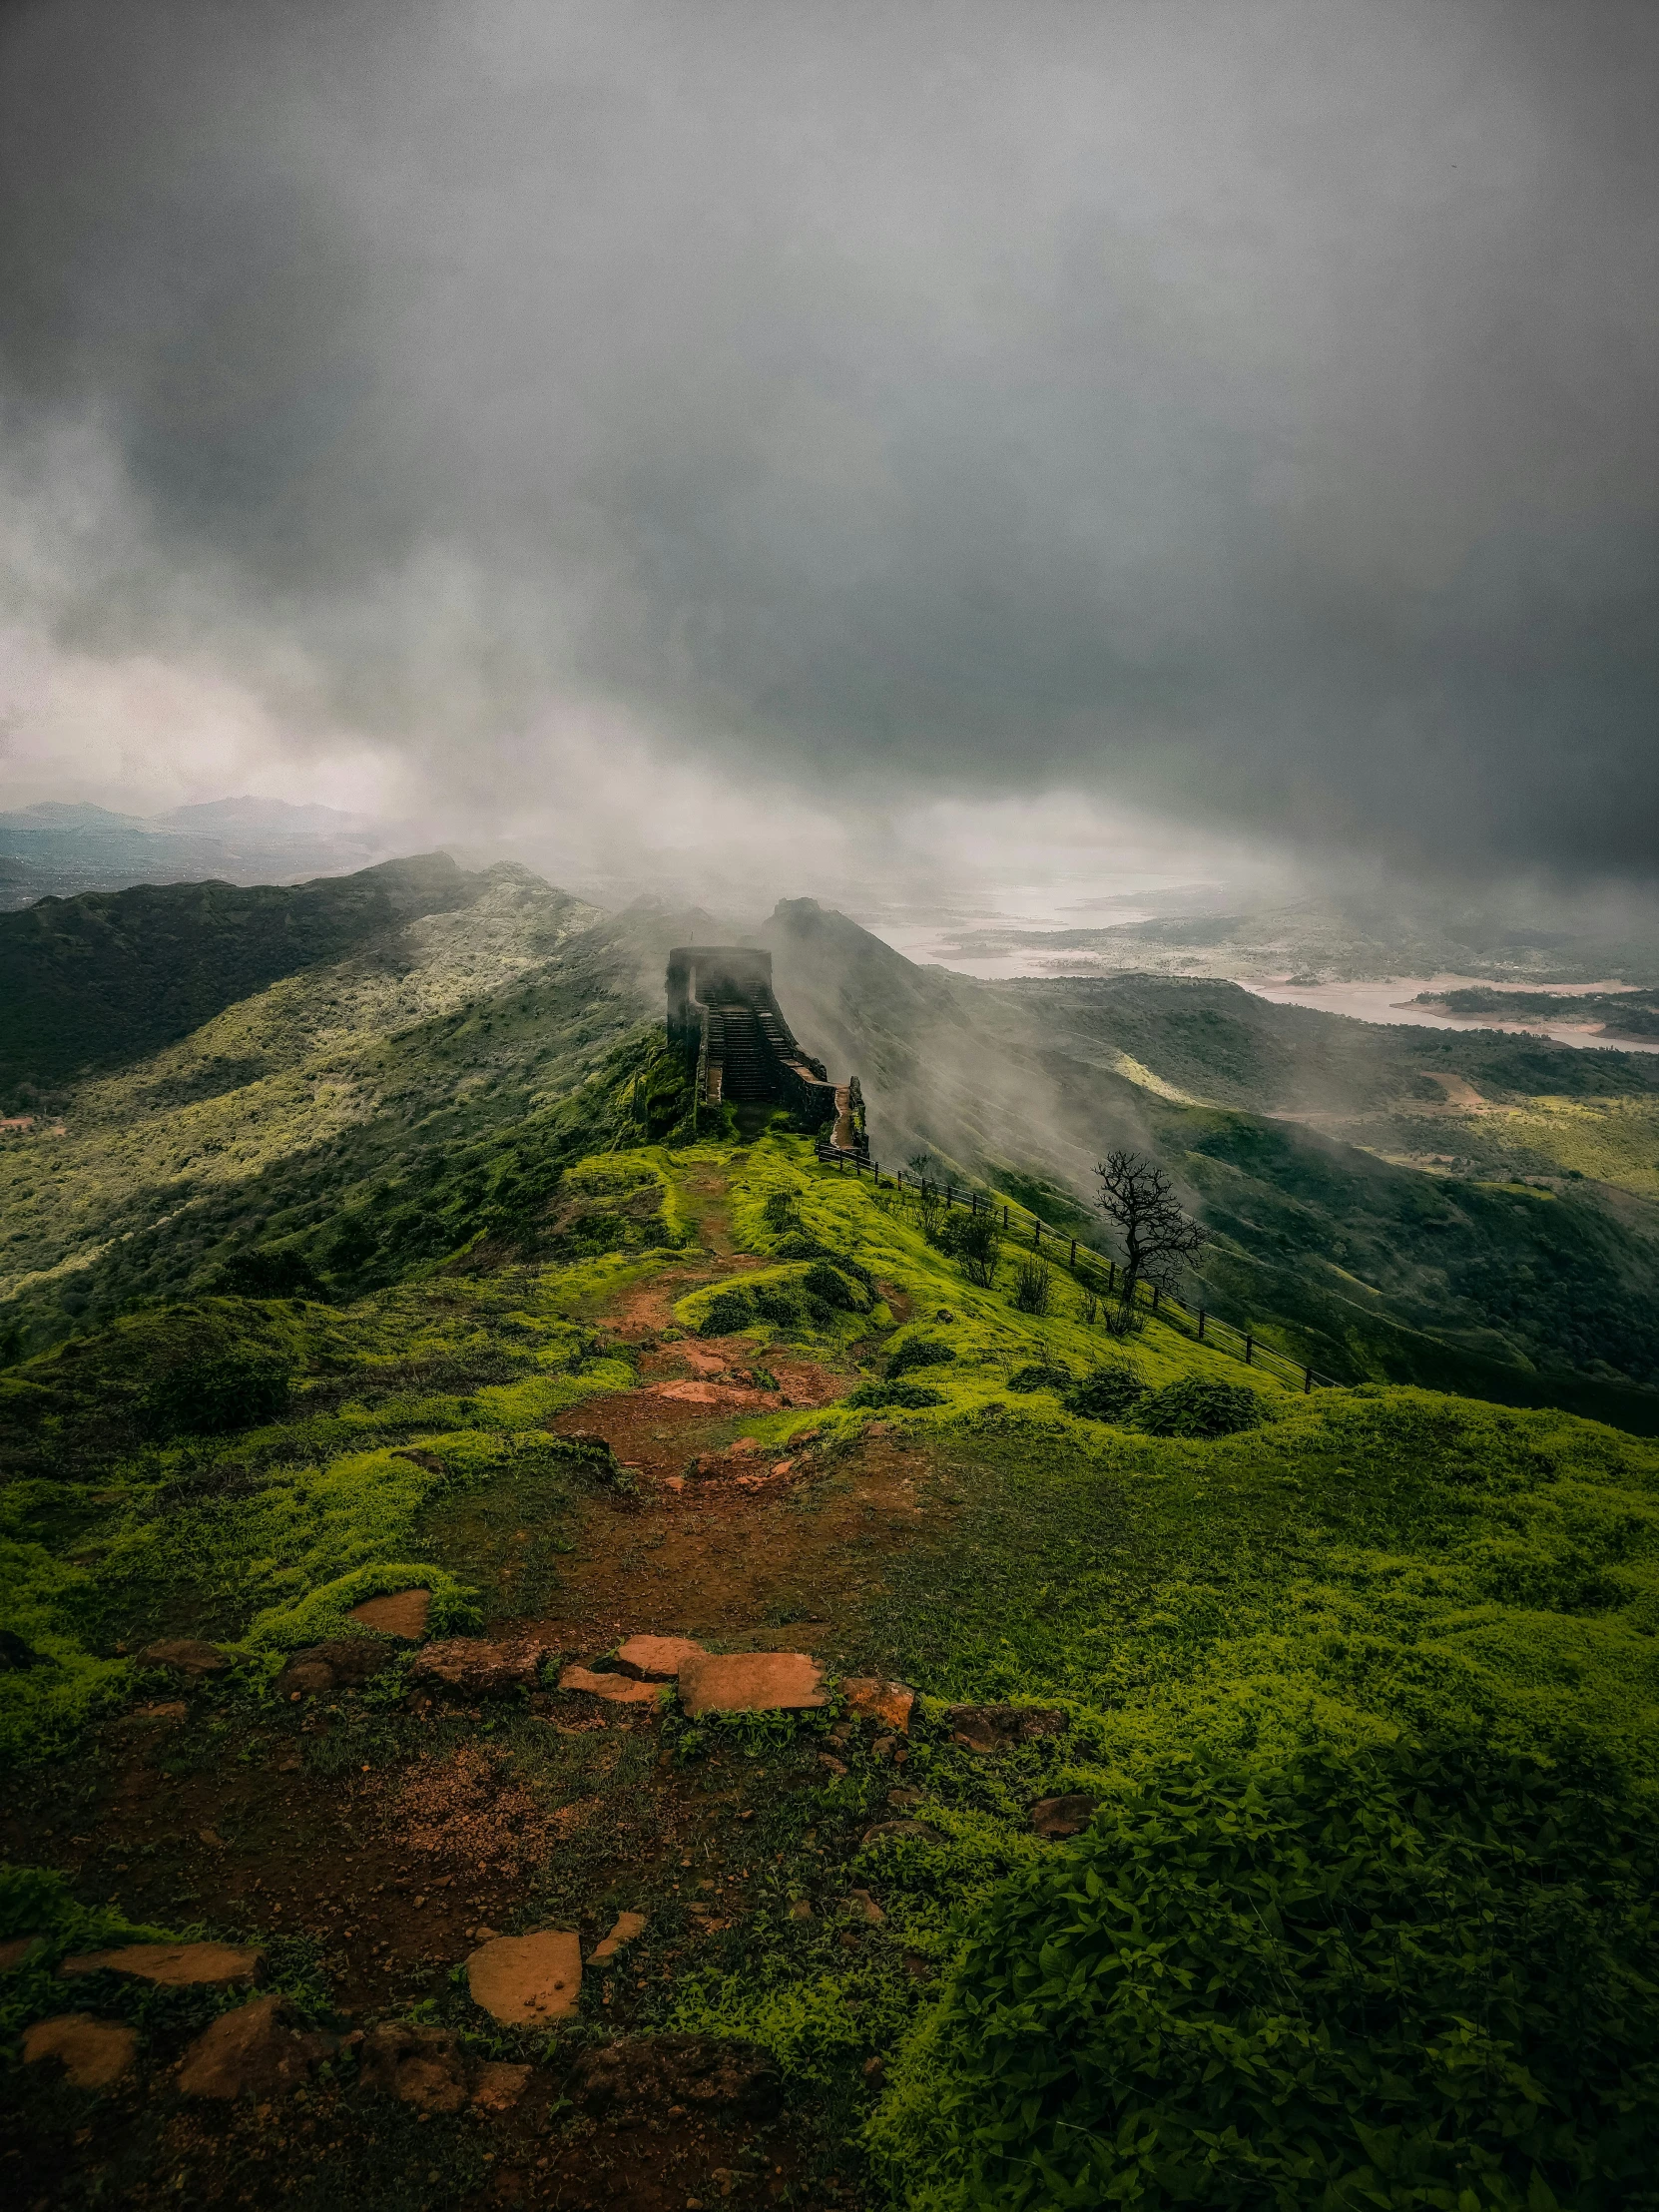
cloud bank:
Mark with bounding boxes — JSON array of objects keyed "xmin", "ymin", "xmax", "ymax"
[{"xmin": 1, "ymin": 0, "xmax": 1654, "ymax": 877}]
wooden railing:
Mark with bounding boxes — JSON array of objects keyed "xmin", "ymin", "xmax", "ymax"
[{"xmin": 814, "ymin": 1141, "xmax": 1343, "ymax": 1395}]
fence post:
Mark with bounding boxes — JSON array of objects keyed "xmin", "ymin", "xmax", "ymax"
[
  {"xmin": 1108, "ymin": 1261, "xmax": 1116, "ymax": 1292},
  {"xmin": 1304, "ymin": 1366, "xmax": 1313, "ymax": 1393},
  {"xmin": 1197, "ymin": 1308, "xmax": 1206, "ymax": 1340},
  {"xmin": 1002, "ymin": 1204, "xmax": 1009, "ymax": 1229},
  {"xmin": 1152, "ymin": 1285, "xmax": 1160, "ymax": 1312},
  {"xmin": 1069, "ymin": 1238, "xmax": 1076, "ymax": 1266},
  {"xmin": 1245, "ymin": 1335, "xmax": 1254, "ymax": 1366}
]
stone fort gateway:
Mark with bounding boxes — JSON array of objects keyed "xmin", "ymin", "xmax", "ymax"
[{"xmin": 665, "ymin": 945, "xmax": 866, "ymax": 1154}]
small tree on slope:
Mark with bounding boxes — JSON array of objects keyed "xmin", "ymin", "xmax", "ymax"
[{"xmin": 1095, "ymin": 1149, "xmax": 1207, "ymax": 1314}]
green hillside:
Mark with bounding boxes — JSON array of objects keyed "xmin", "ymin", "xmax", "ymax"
[
  {"xmin": 4, "ymin": 1131, "xmax": 1656, "ymax": 2207},
  {"xmin": 0, "ymin": 851, "xmax": 522, "ymax": 1096},
  {"xmin": 765, "ymin": 901, "xmax": 1659, "ymax": 1420}
]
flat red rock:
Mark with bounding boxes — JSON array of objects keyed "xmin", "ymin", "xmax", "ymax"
[
  {"xmin": 558, "ymin": 1664, "xmax": 664, "ymax": 1706},
  {"xmin": 678, "ymin": 1651, "xmax": 828, "ymax": 1718},
  {"xmin": 615, "ymin": 1634, "xmax": 706, "ymax": 1681},
  {"xmin": 22, "ymin": 2014, "xmax": 137, "ymax": 2089},
  {"xmin": 61, "ymin": 1941, "xmax": 260, "ymax": 1987},
  {"xmin": 348, "ymin": 1588, "xmax": 431, "ymax": 1639},
  {"xmin": 467, "ymin": 1930, "xmax": 583, "ymax": 2024}
]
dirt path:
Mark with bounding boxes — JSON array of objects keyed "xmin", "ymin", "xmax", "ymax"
[{"xmin": 538, "ymin": 1165, "xmax": 923, "ymax": 1654}]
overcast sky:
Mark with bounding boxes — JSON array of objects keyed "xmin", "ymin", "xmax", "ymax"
[{"xmin": 1, "ymin": 0, "xmax": 1654, "ymax": 887}]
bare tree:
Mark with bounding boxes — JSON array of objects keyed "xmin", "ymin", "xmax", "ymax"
[{"xmin": 1094, "ymin": 1151, "xmax": 1207, "ymax": 1312}]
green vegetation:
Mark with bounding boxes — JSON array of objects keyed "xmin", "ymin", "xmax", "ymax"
[{"xmin": 7, "ymin": 872, "xmax": 1659, "ymax": 2204}]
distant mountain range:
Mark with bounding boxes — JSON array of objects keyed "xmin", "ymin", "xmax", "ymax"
[{"xmin": 0, "ymin": 797, "xmax": 391, "ymax": 908}]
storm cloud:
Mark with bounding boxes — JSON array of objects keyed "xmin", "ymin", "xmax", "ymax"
[{"xmin": 1, "ymin": 0, "xmax": 1654, "ymax": 874}]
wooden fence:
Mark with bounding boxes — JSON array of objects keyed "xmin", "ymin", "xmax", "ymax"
[{"xmin": 814, "ymin": 1141, "xmax": 1343, "ymax": 1395}]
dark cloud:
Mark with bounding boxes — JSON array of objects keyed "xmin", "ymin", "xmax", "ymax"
[{"xmin": 1, "ymin": 0, "xmax": 1654, "ymax": 872}]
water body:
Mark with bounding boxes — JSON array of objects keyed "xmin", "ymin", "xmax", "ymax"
[{"xmin": 1241, "ymin": 975, "xmax": 1659, "ymax": 1056}]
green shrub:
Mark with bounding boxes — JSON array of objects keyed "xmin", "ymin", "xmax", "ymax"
[
  {"xmin": 846, "ymin": 1380, "xmax": 947, "ymax": 1411},
  {"xmin": 886, "ymin": 1338, "xmax": 957, "ymax": 1380},
  {"xmin": 872, "ymin": 1739, "xmax": 1659, "ymax": 2211},
  {"xmin": 754, "ymin": 1283, "xmax": 809, "ymax": 1327},
  {"xmin": 801, "ymin": 1261, "xmax": 870, "ymax": 1314},
  {"xmin": 139, "ymin": 1354, "xmax": 293, "ymax": 1437},
  {"xmin": 699, "ymin": 1289, "xmax": 755, "ymax": 1338},
  {"xmin": 1011, "ymin": 1257, "xmax": 1054, "ymax": 1315},
  {"xmin": 1006, "ymin": 1362, "xmax": 1072, "ymax": 1394},
  {"xmin": 1062, "ymin": 1361, "xmax": 1147, "ymax": 1422},
  {"xmin": 1137, "ymin": 1374, "xmax": 1263, "ymax": 1437}
]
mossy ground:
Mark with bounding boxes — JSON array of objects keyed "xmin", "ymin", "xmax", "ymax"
[{"xmin": 4, "ymin": 1136, "xmax": 1658, "ymax": 2208}]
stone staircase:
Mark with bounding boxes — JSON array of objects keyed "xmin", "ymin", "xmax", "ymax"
[{"xmin": 714, "ymin": 1005, "xmax": 771, "ymax": 1101}]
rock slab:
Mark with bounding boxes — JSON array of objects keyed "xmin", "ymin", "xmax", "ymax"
[
  {"xmin": 177, "ymin": 1995, "xmax": 332, "ymax": 2098},
  {"xmin": 1031, "ymin": 1793, "xmax": 1099, "ymax": 1839},
  {"xmin": 61, "ymin": 1941, "xmax": 260, "ymax": 1987},
  {"xmin": 559, "ymin": 1665, "xmax": 664, "ymax": 1706},
  {"xmin": 678, "ymin": 1651, "xmax": 827, "ymax": 1717},
  {"xmin": 348, "ymin": 1589, "xmax": 431, "ymax": 1639},
  {"xmin": 615, "ymin": 1634, "xmax": 706, "ymax": 1681},
  {"xmin": 467, "ymin": 1930, "xmax": 583, "ymax": 2024},
  {"xmin": 23, "ymin": 2013, "xmax": 137, "ymax": 2089},
  {"xmin": 359, "ymin": 2021, "xmax": 468, "ymax": 2112}
]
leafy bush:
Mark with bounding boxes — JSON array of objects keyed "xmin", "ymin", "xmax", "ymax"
[
  {"xmin": 846, "ymin": 1380, "xmax": 947, "ymax": 1410},
  {"xmin": 1011, "ymin": 1257, "xmax": 1054, "ymax": 1315},
  {"xmin": 1006, "ymin": 1362, "xmax": 1072, "ymax": 1394},
  {"xmin": 763, "ymin": 1190, "xmax": 805, "ymax": 1235},
  {"xmin": 801, "ymin": 1261, "xmax": 870, "ymax": 1314},
  {"xmin": 1062, "ymin": 1361, "xmax": 1147, "ymax": 1422},
  {"xmin": 886, "ymin": 1338, "xmax": 957, "ymax": 1380},
  {"xmin": 1137, "ymin": 1374, "xmax": 1263, "ymax": 1437},
  {"xmin": 873, "ymin": 1739, "xmax": 1659, "ymax": 2211},
  {"xmin": 139, "ymin": 1354, "xmax": 293, "ymax": 1437},
  {"xmin": 698, "ymin": 1289, "xmax": 755, "ymax": 1337},
  {"xmin": 754, "ymin": 1283, "xmax": 809, "ymax": 1327}
]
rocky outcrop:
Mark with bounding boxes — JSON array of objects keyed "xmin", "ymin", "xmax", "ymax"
[{"xmin": 141, "ymin": 1639, "xmax": 228, "ymax": 1677}]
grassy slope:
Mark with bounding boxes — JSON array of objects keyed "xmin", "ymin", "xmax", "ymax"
[
  {"xmin": 0, "ymin": 850, "xmax": 514, "ymax": 1095},
  {"xmin": 764, "ymin": 901, "xmax": 1659, "ymax": 1416},
  {"xmin": 0, "ymin": 883, "xmax": 698, "ymax": 1346}
]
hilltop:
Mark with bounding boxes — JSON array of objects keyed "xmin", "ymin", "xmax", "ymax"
[{"xmin": 4, "ymin": 1130, "xmax": 1657, "ymax": 2208}]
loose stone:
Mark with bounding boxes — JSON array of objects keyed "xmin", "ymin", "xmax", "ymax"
[{"xmin": 61, "ymin": 1941, "xmax": 261, "ymax": 1987}]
